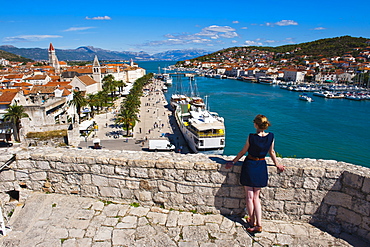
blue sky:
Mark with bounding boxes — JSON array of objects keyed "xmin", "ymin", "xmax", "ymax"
[{"xmin": 1, "ymin": 0, "xmax": 369, "ymax": 54}]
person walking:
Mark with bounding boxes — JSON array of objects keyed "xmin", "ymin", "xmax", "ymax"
[{"xmin": 225, "ymin": 114, "xmax": 285, "ymax": 233}]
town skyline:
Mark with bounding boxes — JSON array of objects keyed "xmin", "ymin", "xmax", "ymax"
[{"xmin": 1, "ymin": 0, "xmax": 370, "ymax": 55}]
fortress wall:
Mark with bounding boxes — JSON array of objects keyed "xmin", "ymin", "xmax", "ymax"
[{"xmin": 0, "ymin": 147, "xmax": 369, "ymax": 242}]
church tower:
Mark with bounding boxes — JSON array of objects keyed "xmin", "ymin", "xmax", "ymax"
[
  {"xmin": 48, "ymin": 43, "xmax": 60, "ymax": 74},
  {"xmin": 92, "ymin": 55, "xmax": 102, "ymax": 90}
]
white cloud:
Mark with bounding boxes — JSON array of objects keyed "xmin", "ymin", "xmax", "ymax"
[
  {"xmin": 85, "ymin": 16, "xmax": 111, "ymax": 20},
  {"xmin": 313, "ymin": 27, "xmax": 326, "ymax": 30},
  {"xmin": 266, "ymin": 20, "xmax": 298, "ymax": 27},
  {"xmin": 232, "ymin": 21, "xmax": 239, "ymax": 24},
  {"xmin": 137, "ymin": 25, "xmax": 239, "ymax": 48},
  {"xmin": 3, "ymin": 35, "xmax": 62, "ymax": 42},
  {"xmin": 64, "ymin": 27, "xmax": 95, "ymax": 32},
  {"xmin": 241, "ymin": 27, "xmax": 248, "ymax": 29},
  {"xmin": 244, "ymin": 40, "xmax": 263, "ymax": 46},
  {"xmin": 232, "ymin": 40, "xmax": 238, "ymax": 43}
]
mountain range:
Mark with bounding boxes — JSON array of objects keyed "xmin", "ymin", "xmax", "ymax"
[{"xmin": 0, "ymin": 45, "xmax": 210, "ymax": 62}]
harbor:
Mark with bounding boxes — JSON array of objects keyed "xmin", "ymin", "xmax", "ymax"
[{"xmin": 138, "ymin": 61, "xmax": 370, "ymax": 168}]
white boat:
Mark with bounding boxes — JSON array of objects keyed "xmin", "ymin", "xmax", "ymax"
[
  {"xmin": 299, "ymin": 94, "xmax": 313, "ymax": 102},
  {"xmin": 174, "ymin": 99, "xmax": 225, "ymax": 155},
  {"xmin": 163, "ymin": 74, "xmax": 173, "ymax": 85}
]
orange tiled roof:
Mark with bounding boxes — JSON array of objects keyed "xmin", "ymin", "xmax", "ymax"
[
  {"xmin": 29, "ymin": 85, "xmax": 57, "ymax": 94},
  {"xmin": 78, "ymin": 75, "xmax": 98, "ymax": 86},
  {"xmin": 0, "ymin": 91, "xmax": 17, "ymax": 105}
]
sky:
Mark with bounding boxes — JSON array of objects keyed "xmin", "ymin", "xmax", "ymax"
[{"xmin": 1, "ymin": 0, "xmax": 370, "ymax": 55}]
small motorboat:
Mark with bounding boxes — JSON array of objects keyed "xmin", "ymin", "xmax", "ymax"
[{"xmin": 299, "ymin": 93, "xmax": 313, "ymax": 102}]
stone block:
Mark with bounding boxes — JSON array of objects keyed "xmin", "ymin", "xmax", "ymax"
[
  {"xmin": 66, "ymin": 173, "xmax": 82, "ymax": 185},
  {"xmin": 182, "ymin": 225, "xmax": 209, "ymax": 242},
  {"xmin": 324, "ymin": 191, "xmax": 352, "ymax": 207},
  {"xmin": 136, "ymin": 159, "xmax": 156, "ymax": 168},
  {"xmin": 158, "ymin": 181, "xmax": 176, "ymax": 192},
  {"xmin": 120, "ymin": 188, "xmax": 133, "ymax": 199},
  {"xmin": 176, "ymin": 184, "xmax": 194, "ymax": 194},
  {"xmin": 223, "ymin": 198, "xmax": 240, "ymax": 209},
  {"xmin": 0, "ymin": 170, "xmax": 15, "ymax": 181},
  {"xmin": 15, "ymin": 170, "xmax": 29, "ymax": 180},
  {"xmin": 135, "ymin": 190, "xmax": 152, "ymax": 201},
  {"xmin": 115, "ymin": 166, "xmax": 129, "ymax": 176},
  {"xmin": 337, "ymin": 207, "xmax": 361, "ymax": 226},
  {"xmin": 153, "ymin": 192, "xmax": 169, "ymax": 204},
  {"xmin": 130, "ymin": 168, "xmax": 149, "ymax": 178},
  {"xmin": 108, "ymin": 177, "xmax": 124, "ymax": 188},
  {"xmin": 100, "ymin": 165, "xmax": 115, "ymax": 175},
  {"xmin": 293, "ymin": 188, "xmax": 311, "ymax": 202},
  {"xmin": 343, "ymin": 171, "xmax": 364, "ymax": 189},
  {"xmin": 99, "ymin": 186, "xmax": 121, "ymax": 198},
  {"xmin": 156, "ymin": 160, "xmax": 174, "ymax": 169},
  {"xmin": 174, "ymin": 161, "xmax": 194, "ymax": 170},
  {"xmin": 210, "ymin": 171, "xmax": 227, "ymax": 184},
  {"xmin": 303, "ymin": 176, "xmax": 320, "ymax": 190},
  {"xmin": 351, "ymin": 198, "xmax": 370, "ymax": 216},
  {"xmin": 274, "ymin": 188, "xmax": 295, "ymax": 200},
  {"xmin": 194, "ymin": 162, "xmax": 218, "ymax": 170},
  {"xmin": 35, "ymin": 160, "xmax": 50, "ymax": 169},
  {"xmin": 226, "ymin": 172, "xmax": 240, "ymax": 185},
  {"xmin": 303, "ymin": 167, "xmax": 325, "ymax": 177},
  {"xmin": 29, "ymin": 171, "xmax": 47, "ymax": 181},
  {"xmin": 185, "ymin": 170, "xmax": 209, "ymax": 183},
  {"xmin": 169, "ymin": 193, "xmax": 184, "ymax": 205},
  {"xmin": 164, "ymin": 169, "xmax": 185, "ymax": 180},
  {"xmin": 109, "ymin": 157, "xmax": 127, "ymax": 165},
  {"xmin": 229, "ymin": 186, "xmax": 245, "ymax": 199},
  {"xmin": 148, "ymin": 168, "xmax": 163, "ymax": 179},
  {"xmin": 91, "ymin": 164, "xmax": 101, "ymax": 174},
  {"xmin": 125, "ymin": 180, "xmax": 140, "ymax": 189},
  {"xmin": 325, "ymin": 168, "xmax": 343, "ymax": 178},
  {"xmin": 82, "ymin": 174, "xmax": 92, "ymax": 184},
  {"xmin": 91, "ymin": 174, "xmax": 109, "ymax": 187},
  {"xmin": 363, "ymin": 177, "xmax": 370, "ymax": 193},
  {"xmin": 15, "ymin": 160, "xmax": 34, "ymax": 169}
]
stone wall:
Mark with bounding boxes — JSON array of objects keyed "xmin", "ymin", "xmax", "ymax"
[{"xmin": 0, "ymin": 147, "xmax": 369, "ymax": 243}]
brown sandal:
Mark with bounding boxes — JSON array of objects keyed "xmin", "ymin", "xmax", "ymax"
[{"xmin": 247, "ymin": 226, "xmax": 262, "ymax": 233}]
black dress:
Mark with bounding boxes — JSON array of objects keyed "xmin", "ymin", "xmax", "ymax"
[{"xmin": 240, "ymin": 133, "xmax": 274, "ymax": 188}]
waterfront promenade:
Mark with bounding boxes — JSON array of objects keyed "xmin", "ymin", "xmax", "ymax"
[
  {"xmin": 78, "ymin": 79, "xmax": 189, "ymax": 153},
  {"xmin": 1, "ymin": 192, "xmax": 364, "ymax": 247}
]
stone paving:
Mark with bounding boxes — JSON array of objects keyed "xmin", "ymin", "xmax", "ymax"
[{"xmin": 0, "ymin": 192, "xmax": 361, "ymax": 247}]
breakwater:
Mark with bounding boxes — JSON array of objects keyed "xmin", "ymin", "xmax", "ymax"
[{"xmin": 0, "ymin": 147, "xmax": 369, "ymax": 244}]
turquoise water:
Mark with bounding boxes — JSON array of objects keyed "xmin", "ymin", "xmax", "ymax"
[{"xmin": 138, "ymin": 61, "xmax": 370, "ymax": 168}]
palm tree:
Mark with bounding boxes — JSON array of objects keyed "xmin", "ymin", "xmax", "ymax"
[
  {"xmin": 69, "ymin": 90, "xmax": 87, "ymax": 123},
  {"xmin": 4, "ymin": 103, "xmax": 29, "ymax": 142}
]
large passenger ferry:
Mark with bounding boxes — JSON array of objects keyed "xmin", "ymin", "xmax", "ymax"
[{"xmin": 173, "ymin": 95, "xmax": 225, "ymax": 155}]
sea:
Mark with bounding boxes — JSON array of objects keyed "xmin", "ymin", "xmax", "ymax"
[{"xmin": 137, "ymin": 61, "xmax": 370, "ymax": 168}]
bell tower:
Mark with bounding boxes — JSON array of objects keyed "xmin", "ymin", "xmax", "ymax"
[
  {"xmin": 92, "ymin": 55, "xmax": 102, "ymax": 90},
  {"xmin": 48, "ymin": 43, "xmax": 60, "ymax": 74}
]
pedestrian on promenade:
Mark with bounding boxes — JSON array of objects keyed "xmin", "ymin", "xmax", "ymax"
[{"xmin": 225, "ymin": 114, "xmax": 285, "ymax": 233}]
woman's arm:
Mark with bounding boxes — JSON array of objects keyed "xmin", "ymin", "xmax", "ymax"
[
  {"xmin": 225, "ymin": 137, "xmax": 250, "ymax": 169},
  {"xmin": 268, "ymin": 140, "xmax": 285, "ymax": 172}
]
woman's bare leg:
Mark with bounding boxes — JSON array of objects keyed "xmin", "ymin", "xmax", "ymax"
[
  {"xmin": 244, "ymin": 186, "xmax": 255, "ymax": 225},
  {"xmin": 252, "ymin": 187, "xmax": 262, "ymax": 227}
]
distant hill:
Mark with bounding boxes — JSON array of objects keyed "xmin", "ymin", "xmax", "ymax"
[
  {"xmin": 0, "ymin": 47, "xmax": 33, "ymax": 63},
  {"xmin": 0, "ymin": 45, "xmax": 210, "ymax": 62},
  {"xmin": 186, "ymin": 36, "xmax": 370, "ymax": 62}
]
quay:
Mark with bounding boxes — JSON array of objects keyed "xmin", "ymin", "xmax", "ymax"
[{"xmin": 78, "ymin": 78, "xmax": 190, "ymax": 153}]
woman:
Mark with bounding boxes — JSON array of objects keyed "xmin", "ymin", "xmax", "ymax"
[{"xmin": 226, "ymin": 114, "xmax": 285, "ymax": 233}]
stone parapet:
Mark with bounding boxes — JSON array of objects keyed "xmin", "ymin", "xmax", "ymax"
[{"xmin": 0, "ymin": 147, "xmax": 369, "ymax": 243}]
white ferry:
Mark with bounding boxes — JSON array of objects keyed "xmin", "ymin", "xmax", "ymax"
[{"xmin": 174, "ymin": 98, "xmax": 225, "ymax": 155}]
